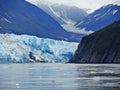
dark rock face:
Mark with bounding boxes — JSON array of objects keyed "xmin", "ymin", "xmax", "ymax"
[{"xmin": 69, "ymin": 21, "xmax": 120, "ymax": 63}]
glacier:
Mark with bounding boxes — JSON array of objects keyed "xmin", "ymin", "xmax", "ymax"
[{"xmin": 0, "ymin": 34, "xmax": 78, "ymax": 63}]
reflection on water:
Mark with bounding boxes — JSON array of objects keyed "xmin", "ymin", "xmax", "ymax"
[{"xmin": 0, "ymin": 64, "xmax": 120, "ymax": 90}]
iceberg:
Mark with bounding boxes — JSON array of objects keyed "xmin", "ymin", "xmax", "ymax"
[{"xmin": 0, "ymin": 34, "xmax": 78, "ymax": 63}]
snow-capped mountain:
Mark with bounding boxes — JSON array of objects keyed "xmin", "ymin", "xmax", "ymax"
[
  {"xmin": 37, "ymin": 4, "xmax": 88, "ymax": 24},
  {"xmin": 0, "ymin": 0, "xmax": 83, "ymax": 42},
  {"xmin": 0, "ymin": 34, "xmax": 78, "ymax": 63},
  {"xmin": 37, "ymin": 3, "xmax": 93, "ymax": 35},
  {"xmin": 76, "ymin": 4, "xmax": 120, "ymax": 31}
]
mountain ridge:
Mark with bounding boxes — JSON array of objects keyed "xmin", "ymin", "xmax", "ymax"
[
  {"xmin": 37, "ymin": 4, "xmax": 88, "ymax": 24},
  {"xmin": 76, "ymin": 4, "xmax": 120, "ymax": 31},
  {"xmin": 0, "ymin": 0, "xmax": 83, "ymax": 42}
]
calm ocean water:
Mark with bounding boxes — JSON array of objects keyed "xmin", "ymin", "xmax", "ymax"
[{"xmin": 0, "ymin": 63, "xmax": 120, "ymax": 90}]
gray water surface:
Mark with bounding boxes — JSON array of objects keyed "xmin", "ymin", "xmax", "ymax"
[{"xmin": 0, "ymin": 64, "xmax": 120, "ymax": 90}]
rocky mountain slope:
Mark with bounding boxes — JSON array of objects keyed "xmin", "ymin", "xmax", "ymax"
[
  {"xmin": 69, "ymin": 20, "xmax": 120, "ymax": 63},
  {"xmin": 0, "ymin": 0, "xmax": 82, "ymax": 42},
  {"xmin": 76, "ymin": 4, "xmax": 120, "ymax": 31},
  {"xmin": 37, "ymin": 4, "xmax": 88, "ymax": 24},
  {"xmin": 32, "ymin": 2, "xmax": 91, "ymax": 35}
]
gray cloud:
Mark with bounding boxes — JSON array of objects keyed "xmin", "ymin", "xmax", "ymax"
[{"xmin": 26, "ymin": 0, "xmax": 117, "ymax": 10}]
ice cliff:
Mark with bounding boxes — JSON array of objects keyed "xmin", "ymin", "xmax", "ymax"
[{"xmin": 0, "ymin": 34, "xmax": 78, "ymax": 63}]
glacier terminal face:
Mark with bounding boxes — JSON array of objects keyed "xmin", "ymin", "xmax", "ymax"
[{"xmin": 0, "ymin": 34, "xmax": 78, "ymax": 63}]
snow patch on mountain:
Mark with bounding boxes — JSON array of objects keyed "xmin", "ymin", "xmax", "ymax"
[
  {"xmin": 112, "ymin": 10, "xmax": 118, "ymax": 15},
  {"xmin": 48, "ymin": 5, "xmax": 72, "ymax": 24},
  {"xmin": 0, "ymin": 34, "xmax": 78, "ymax": 63},
  {"xmin": 94, "ymin": 14, "xmax": 100, "ymax": 18},
  {"xmin": 62, "ymin": 22, "xmax": 94, "ymax": 35},
  {"xmin": 1, "ymin": 17, "xmax": 12, "ymax": 23}
]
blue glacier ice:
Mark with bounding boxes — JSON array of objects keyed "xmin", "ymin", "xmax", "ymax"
[{"xmin": 0, "ymin": 34, "xmax": 78, "ymax": 63}]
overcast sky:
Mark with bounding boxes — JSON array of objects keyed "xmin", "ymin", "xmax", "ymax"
[{"xmin": 27, "ymin": 0, "xmax": 118, "ymax": 10}]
